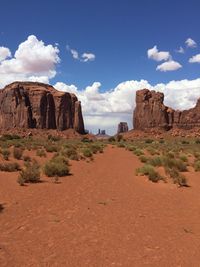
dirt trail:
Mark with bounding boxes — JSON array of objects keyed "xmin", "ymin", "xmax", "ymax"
[{"xmin": 1, "ymin": 145, "xmax": 200, "ymax": 266}]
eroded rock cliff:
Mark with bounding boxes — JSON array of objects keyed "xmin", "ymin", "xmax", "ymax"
[
  {"xmin": 0, "ymin": 82, "xmax": 85, "ymax": 133},
  {"xmin": 133, "ymin": 89, "xmax": 200, "ymax": 130}
]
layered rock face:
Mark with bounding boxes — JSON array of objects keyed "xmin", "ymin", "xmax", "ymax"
[
  {"xmin": 118, "ymin": 122, "xmax": 129, "ymax": 134},
  {"xmin": 133, "ymin": 89, "xmax": 200, "ymax": 130},
  {"xmin": 0, "ymin": 82, "xmax": 85, "ymax": 134}
]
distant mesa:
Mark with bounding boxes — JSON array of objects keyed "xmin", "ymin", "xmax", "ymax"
[
  {"xmin": 96, "ymin": 129, "xmax": 110, "ymax": 139},
  {"xmin": 0, "ymin": 81, "xmax": 85, "ymax": 134},
  {"xmin": 118, "ymin": 122, "xmax": 128, "ymax": 134},
  {"xmin": 133, "ymin": 89, "xmax": 200, "ymax": 131}
]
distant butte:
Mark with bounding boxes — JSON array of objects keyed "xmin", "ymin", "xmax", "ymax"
[{"xmin": 0, "ymin": 81, "xmax": 85, "ymax": 134}]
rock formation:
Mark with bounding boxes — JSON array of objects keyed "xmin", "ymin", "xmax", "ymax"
[
  {"xmin": 0, "ymin": 81, "xmax": 85, "ymax": 134},
  {"xmin": 133, "ymin": 89, "xmax": 200, "ymax": 130},
  {"xmin": 117, "ymin": 122, "xmax": 129, "ymax": 134}
]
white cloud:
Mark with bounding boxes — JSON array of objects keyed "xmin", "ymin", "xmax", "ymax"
[
  {"xmin": 176, "ymin": 46, "xmax": 184, "ymax": 54},
  {"xmin": 189, "ymin": 54, "xmax": 200, "ymax": 63},
  {"xmin": 0, "ymin": 47, "xmax": 11, "ymax": 62},
  {"xmin": 81, "ymin": 53, "xmax": 95, "ymax": 62},
  {"xmin": 185, "ymin": 38, "xmax": 197, "ymax": 48},
  {"xmin": 70, "ymin": 49, "xmax": 79, "ymax": 60},
  {"xmin": 156, "ymin": 60, "xmax": 182, "ymax": 72},
  {"xmin": 0, "ymin": 35, "xmax": 60, "ymax": 88},
  {"xmin": 55, "ymin": 78, "xmax": 200, "ymax": 135},
  {"xmin": 67, "ymin": 45, "xmax": 95, "ymax": 62},
  {"xmin": 147, "ymin": 45, "xmax": 170, "ymax": 61}
]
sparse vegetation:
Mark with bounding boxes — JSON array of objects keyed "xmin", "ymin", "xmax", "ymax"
[
  {"xmin": 13, "ymin": 147, "xmax": 23, "ymax": 160},
  {"xmin": 1, "ymin": 149, "xmax": 10, "ymax": 160},
  {"xmin": 136, "ymin": 164, "xmax": 163, "ymax": 183},
  {"xmin": 36, "ymin": 149, "xmax": 47, "ymax": 157},
  {"xmin": 44, "ymin": 155, "xmax": 70, "ymax": 177},
  {"xmin": 0, "ymin": 162, "xmax": 20, "ymax": 172},
  {"xmin": 17, "ymin": 160, "xmax": 41, "ymax": 184}
]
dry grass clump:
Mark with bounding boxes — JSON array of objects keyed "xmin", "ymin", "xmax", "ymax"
[
  {"xmin": 136, "ymin": 164, "xmax": 163, "ymax": 183},
  {"xmin": 17, "ymin": 160, "xmax": 41, "ymax": 185},
  {"xmin": 44, "ymin": 155, "xmax": 70, "ymax": 177},
  {"xmin": 0, "ymin": 162, "xmax": 20, "ymax": 172},
  {"xmin": 36, "ymin": 149, "xmax": 47, "ymax": 157},
  {"xmin": 13, "ymin": 147, "xmax": 23, "ymax": 160}
]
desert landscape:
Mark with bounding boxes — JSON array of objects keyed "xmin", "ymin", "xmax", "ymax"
[
  {"xmin": 1, "ymin": 82, "xmax": 200, "ymax": 266},
  {"xmin": 1, "ymin": 1, "xmax": 200, "ymax": 266}
]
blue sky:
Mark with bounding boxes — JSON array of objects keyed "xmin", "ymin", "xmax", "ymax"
[{"xmin": 1, "ymin": 0, "xmax": 200, "ymax": 134}]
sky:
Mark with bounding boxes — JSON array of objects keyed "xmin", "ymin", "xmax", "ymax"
[{"xmin": 0, "ymin": 0, "xmax": 200, "ymax": 134}]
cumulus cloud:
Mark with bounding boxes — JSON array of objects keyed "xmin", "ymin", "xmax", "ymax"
[
  {"xmin": 67, "ymin": 45, "xmax": 95, "ymax": 62},
  {"xmin": 176, "ymin": 46, "xmax": 184, "ymax": 54},
  {"xmin": 189, "ymin": 54, "xmax": 200, "ymax": 63},
  {"xmin": 0, "ymin": 35, "xmax": 60, "ymax": 88},
  {"xmin": 147, "ymin": 45, "xmax": 170, "ymax": 61},
  {"xmin": 81, "ymin": 53, "xmax": 95, "ymax": 62},
  {"xmin": 54, "ymin": 78, "xmax": 200, "ymax": 134},
  {"xmin": 0, "ymin": 47, "xmax": 11, "ymax": 62},
  {"xmin": 185, "ymin": 38, "xmax": 197, "ymax": 48},
  {"xmin": 156, "ymin": 60, "xmax": 182, "ymax": 72}
]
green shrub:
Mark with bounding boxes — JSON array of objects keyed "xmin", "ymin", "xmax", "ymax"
[
  {"xmin": 179, "ymin": 154, "xmax": 188, "ymax": 162},
  {"xmin": 36, "ymin": 149, "xmax": 47, "ymax": 157},
  {"xmin": 134, "ymin": 149, "xmax": 144, "ymax": 156},
  {"xmin": 146, "ymin": 147, "xmax": 159, "ymax": 156},
  {"xmin": 108, "ymin": 136, "xmax": 115, "ymax": 142},
  {"xmin": 44, "ymin": 156, "xmax": 70, "ymax": 177},
  {"xmin": 117, "ymin": 142, "xmax": 125, "ymax": 148},
  {"xmin": 148, "ymin": 156, "xmax": 163, "ymax": 167},
  {"xmin": 136, "ymin": 164, "xmax": 163, "ymax": 183},
  {"xmin": 139, "ymin": 155, "xmax": 148, "ymax": 163},
  {"xmin": 0, "ymin": 162, "xmax": 20, "ymax": 172},
  {"xmin": 45, "ymin": 144, "xmax": 58, "ymax": 153},
  {"xmin": 13, "ymin": 147, "xmax": 23, "ymax": 160},
  {"xmin": 194, "ymin": 160, "xmax": 200, "ymax": 172},
  {"xmin": 18, "ymin": 160, "xmax": 40, "ymax": 184},
  {"xmin": 82, "ymin": 148, "xmax": 93, "ymax": 158},
  {"xmin": 61, "ymin": 147, "xmax": 79, "ymax": 160},
  {"xmin": 1, "ymin": 149, "xmax": 10, "ymax": 160},
  {"xmin": 23, "ymin": 155, "xmax": 31, "ymax": 162},
  {"xmin": 145, "ymin": 139, "xmax": 154, "ymax": 144},
  {"xmin": 165, "ymin": 167, "xmax": 188, "ymax": 187},
  {"xmin": 90, "ymin": 144, "xmax": 103, "ymax": 154}
]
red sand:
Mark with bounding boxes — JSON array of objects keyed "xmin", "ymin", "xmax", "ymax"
[{"xmin": 1, "ymin": 146, "xmax": 200, "ymax": 266}]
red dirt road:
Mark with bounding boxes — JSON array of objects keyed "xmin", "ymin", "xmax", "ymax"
[{"xmin": 1, "ymin": 146, "xmax": 200, "ymax": 266}]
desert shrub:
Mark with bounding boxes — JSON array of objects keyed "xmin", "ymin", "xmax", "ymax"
[
  {"xmin": 117, "ymin": 142, "xmax": 125, "ymax": 148},
  {"xmin": 162, "ymin": 157, "xmax": 187, "ymax": 172},
  {"xmin": 81, "ymin": 137, "xmax": 92, "ymax": 143},
  {"xmin": 1, "ymin": 149, "xmax": 10, "ymax": 160},
  {"xmin": 0, "ymin": 203, "xmax": 4, "ymax": 212},
  {"xmin": 179, "ymin": 154, "xmax": 188, "ymax": 162},
  {"xmin": 139, "ymin": 155, "xmax": 148, "ymax": 163},
  {"xmin": 148, "ymin": 156, "xmax": 163, "ymax": 167},
  {"xmin": 127, "ymin": 146, "xmax": 137, "ymax": 152},
  {"xmin": 108, "ymin": 136, "xmax": 115, "ymax": 142},
  {"xmin": 61, "ymin": 147, "xmax": 79, "ymax": 160},
  {"xmin": 194, "ymin": 152, "xmax": 200, "ymax": 159},
  {"xmin": 146, "ymin": 147, "xmax": 159, "ymax": 156},
  {"xmin": 82, "ymin": 148, "xmax": 93, "ymax": 158},
  {"xmin": 136, "ymin": 164, "xmax": 163, "ymax": 183},
  {"xmin": 194, "ymin": 160, "xmax": 200, "ymax": 172},
  {"xmin": 23, "ymin": 155, "xmax": 31, "ymax": 162},
  {"xmin": 195, "ymin": 139, "xmax": 200, "ymax": 144},
  {"xmin": 165, "ymin": 167, "xmax": 188, "ymax": 187},
  {"xmin": 145, "ymin": 139, "xmax": 154, "ymax": 144},
  {"xmin": 116, "ymin": 134, "xmax": 123, "ymax": 142},
  {"xmin": 48, "ymin": 135, "xmax": 60, "ymax": 142},
  {"xmin": 13, "ymin": 147, "xmax": 23, "ymax": 160},
  {"xmin": 181, "ymin": 140, "xmax": 190, "ymax": 145},
  {"xmin": 45, "ymin": 143, "xmax": 58, "ymax": 153},
  {"xmin": 166, "ymin": 151, "xmax": 175, "ymax": 159},
  {"xmin": 0, "ymin": 134, "xmax": 21, "ymax": 141},
  {"xmin": 159, "ymin": 139, "xmax": 165, "ymax": 144},
  {"xmin": 36, "ymin": 149, "xmax": 47, "ymax": 157},
  {"xmin": 90, "ymin": 144, "xmax": 103, "ymax": 154},
  {"xmin": 134, "ymin": 149, "xmax": 144, "ymax": 156},
  {"xmin": 44, "ymin": 155, "xmax": 70, "ymax": 177},
  {"xmin": 17, "ymin": 160, "xmax": 40, "ymax": 184},
  {"xmin": 0, "ymin": 162, "xmax": 20, "ymax": 172}
]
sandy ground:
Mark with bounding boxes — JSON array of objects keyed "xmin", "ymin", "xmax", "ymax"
[{"xmin": 1, "ymin": 145, "xmax": 200, "ymax": 266}]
